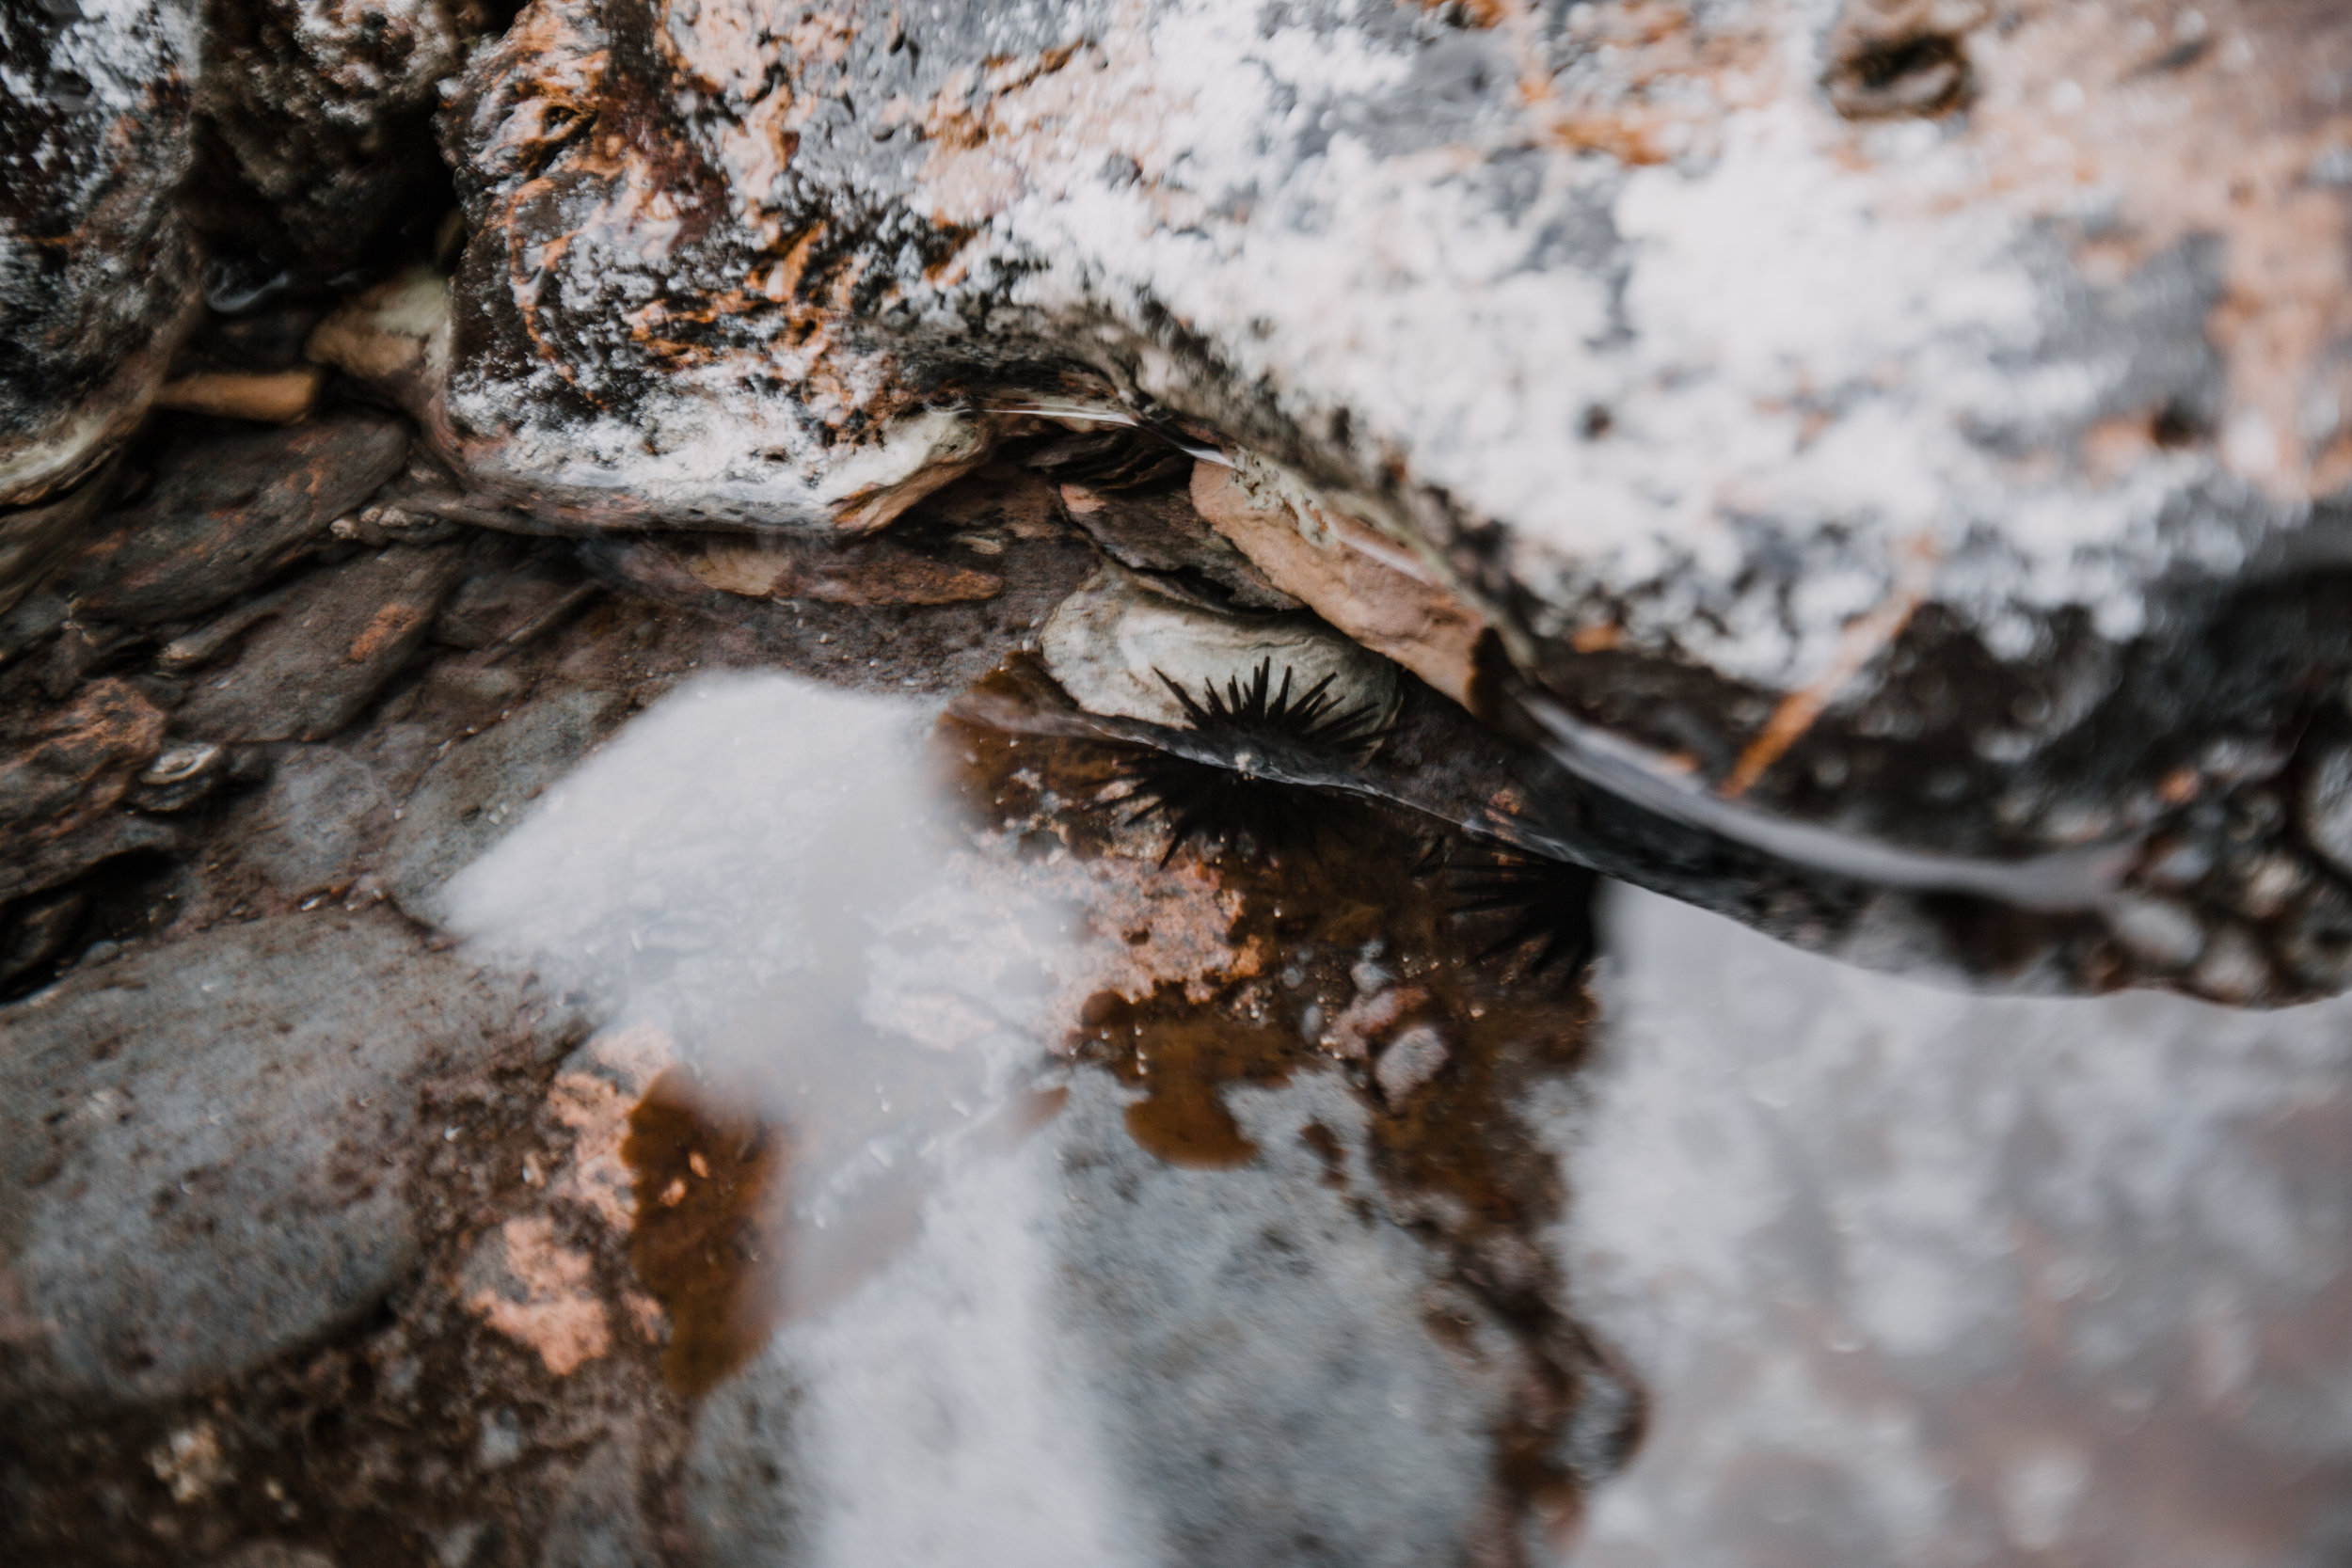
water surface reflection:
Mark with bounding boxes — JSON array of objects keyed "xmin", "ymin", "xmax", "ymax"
[{"xmin": 435, "ymin": 669, "xmax": 2351, "ymax": 1567}]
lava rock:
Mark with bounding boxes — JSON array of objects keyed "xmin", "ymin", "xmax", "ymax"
[{"xmin": 0, "ymin": 910, "xmax": 586, "ymax": 1406}]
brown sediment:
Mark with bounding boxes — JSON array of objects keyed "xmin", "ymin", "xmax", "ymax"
[
  {"xmin": 620, "ymin": 1067, "xmax": 789, "ymax": 1397},
  {"xmin": 951, "ymin": 664, "xmax": 1598, "ymax": 1240}
]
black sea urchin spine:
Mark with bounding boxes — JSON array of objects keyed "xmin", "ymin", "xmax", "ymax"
[{"xmin": 1109, "ymin": 657, "xmax": 1386, "ymax": 864}]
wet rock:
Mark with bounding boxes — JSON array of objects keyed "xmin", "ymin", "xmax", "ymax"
[
  {"xmin": 176, "ymin": 541, "xmax": 470, "ymax": 742},
  {"xmin": 416, "ymin": 0, "xmax": 2352, "ymax": 999},
  {"xmin": 1041, "ymin": 564, "xmax": 1401, "ymax": 732},
  {"xmin": 66, "ymin": 412, "xmax": 411, "ymax": 626},
  {"xmin": 224, "ymin": 743, "xmax": 396, "ymax": 896},
  {"xmin": 185, "ymin": 0, "xmax": 482, "ymax": 277},
  {"xmin": 0, "ymin": 0, "xmax": 199, "ymax": 511},
  {"xmin": 381, "ymin": 688, "xmax": 629, "ymax": 926},
  {"xmin": 0, "ymin": 462, "xmax": 119, "ymax": 619},
  {"xmin": 0, "ymin": 910, "xmax": 585, "ymax": 1406},
  {"xmin": 0, "ymin": 678, "xmax": 167, "ymax": 902}
]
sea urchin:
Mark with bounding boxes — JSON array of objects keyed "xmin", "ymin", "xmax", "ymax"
[{"xmin": 1110, "ymin": 657, "xmax": 1386, "ymax": 864}]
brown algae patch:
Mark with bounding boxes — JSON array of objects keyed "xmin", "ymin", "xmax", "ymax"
[{"xmin": 621, "ymin": 1067, "xmax": 789, "ymax": 1396}]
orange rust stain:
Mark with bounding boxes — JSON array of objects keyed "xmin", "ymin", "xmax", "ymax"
[
  {"xmin": 621, "ymin": 1068, "xmax": 789, "ymax": 1397},
  {"xmin": 345, "ymin": 600, "xmax": 427, "ymax": 663},
  {"xmin": 466, "ymin": 1215, "xmax": 612, "ymax": 1376},
  {"xmin": 1083, "ymin": 993, "xmax": 1284, "ymax": 1169}
]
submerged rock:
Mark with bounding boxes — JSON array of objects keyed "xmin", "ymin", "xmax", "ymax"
[{"xmin": 0, "ymin": 911, "xmax": 582, "ymax": 1406}]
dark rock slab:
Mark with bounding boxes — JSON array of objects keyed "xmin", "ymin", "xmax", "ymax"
[
  {"xmin": 0, "ymin": 909, "xmax": 585, "ymax": 1407},
  {"xmin": 0, "ymin": 678, "xmax": 168, "ymax": 903},
  {"xmin": 176, "ymin": 541, "xmax": 469, "ymax": 743},
  {"xmin": 68, "ymin": 413, "xmax": 410, "ymax": 626}
]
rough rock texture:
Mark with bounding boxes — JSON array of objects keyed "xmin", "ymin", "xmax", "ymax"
[
  {"xmin": 0, "ymin": 910, "xmax": 583, "ymax": 1406},
  {"xmin": 174, "ymin": 540, "xmax": 470, "ymax": 741},
  {"xmin": 404, "ymin": 0, "xmax": 2352, "ymax": 1002},
  {"xmin": 184, "ymin": 0, "xmax": 486, "ymax": 278},
  {"xmin": 65, "ymin": 413, "xmax": 411, "ymax": 626},
  {"xmin": 0, "ymin": 0, "xmax": 199, "ymax": 512}
]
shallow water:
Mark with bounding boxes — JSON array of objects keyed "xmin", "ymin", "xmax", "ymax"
[
  {"xmin": 1568, "ymin": 888, "xmax": 2352, "ymax": 1568},
  {"xmin": 7, "ymin": 651, "xmax": 2348, "ymax": 1566},
  {"xmin": 441, "ymin": 672, "xmax": 2352, "ymax": 1565}
]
